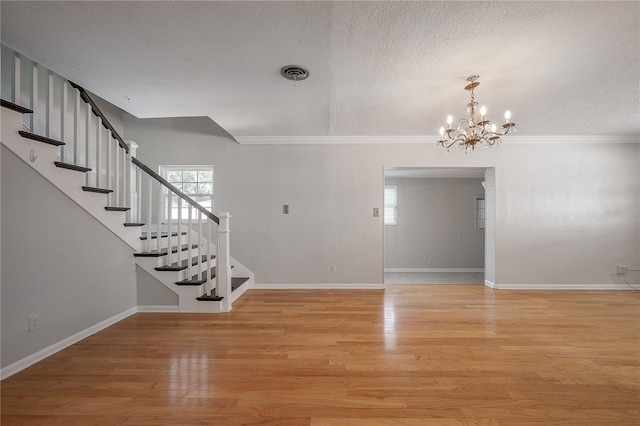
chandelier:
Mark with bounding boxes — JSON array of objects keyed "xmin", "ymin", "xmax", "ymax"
[{"xmin": 437, "ymin": 75, "xmax": 516, "ymax": 152}]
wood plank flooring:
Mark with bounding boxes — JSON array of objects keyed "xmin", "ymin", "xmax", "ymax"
[{"xmin": 2, "ymin": 285, "xmax": 639, "ymax": 425}]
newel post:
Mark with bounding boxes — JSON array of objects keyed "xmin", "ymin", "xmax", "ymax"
[
  {"xmin": 125, "ymin": 140, "xmax": 139, "ymax": 222},
  {"xmin": 217, "ymin": 212, "xmax": 232, "ymax": 312}
]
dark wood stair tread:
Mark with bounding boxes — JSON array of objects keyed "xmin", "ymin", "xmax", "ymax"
[
  {"xmin": 196, "ymin": 294, "xmax": 224, "ymax": 302},
  {"xmin": 19, "ymin": 131, "xmax": 65, "ymax": 147},
  {"xmin": 176, "ymin": 265, "xmax": 234, "ymax": 285},
  {"xmin": 124, "ymin": 223, "xmax": 145, "ymax": 227},
  {"xmin": 232, "ymin": 277, "xmax": 250, "ymax": 292},
  {"xmin": 1, "ymin": 99, "xmax": 33, "ymax": 114},
  {"xmin": 105, "ymin": 206, "xmax": 130, "ymax": 212},
  {"xmin": 155, "ymin": 254, "xmax": 215, "ymax": 272},
  {"xmin": 140, "ymin": 231, "xmax": 187, "ymax": 241},
  {"xmin": 134, "ymin": 244, "xmax": 198, "ymax": 258},
  {"xmin": 82, "ymin": 186, "xmax": 113, "ymax": 194},
  {"xmin": 54, "ymin": 161, "xmax": 91, "ymax": 173}
]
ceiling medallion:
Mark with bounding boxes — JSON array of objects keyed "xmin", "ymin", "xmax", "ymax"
[{"xmin": 437, "ymin": 76, "xmax": 517, "ymax": 153}]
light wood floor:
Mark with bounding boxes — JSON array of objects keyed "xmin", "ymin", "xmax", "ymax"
[{"xmin": 2, "ymin": 285, "xmax": 639, "ymax": 425}]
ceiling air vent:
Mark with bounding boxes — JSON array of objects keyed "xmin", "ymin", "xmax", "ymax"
[{"xmin": 280, "ymin": 65, "xmax": 309, "ymax": 82}]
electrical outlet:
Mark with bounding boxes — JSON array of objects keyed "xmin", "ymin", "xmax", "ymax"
[
  {"xmin": 29, "ymin": 314, "xmax": 40, "ymax": 332},
  {"xmin": 617, "ymin": 265, "xmax": 629, "ymax": 275},
  {"xmin": 373, "ymin": 208, "xmax": 380, "ymax": 217},
  {"xmin": 330, "ymin": 264, "xmax": 337, "ymax": 273}
]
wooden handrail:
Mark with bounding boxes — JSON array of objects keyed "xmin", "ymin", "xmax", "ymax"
[
  {"xmin": 132, "ymin": 157, "xmax": 219, "ymax": 224},
  {"xmin": 68, "ymin": 81, "xmax": 129, "ymax": 153}
]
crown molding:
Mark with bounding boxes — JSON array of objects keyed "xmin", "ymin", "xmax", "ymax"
[{"xmin": 235, "ymin": 135, "xmax": 639, "ymax": 145}]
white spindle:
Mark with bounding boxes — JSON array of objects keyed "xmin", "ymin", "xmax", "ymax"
[
  {"xmin": 167, "ymin": 191, "xmax": 173, "ymax": 263},
  {"xmin": 188, "ymin": 204, "xmax": 193, "ymax": 279},
  {"xmin": 106, "ymin": 132, "xmax": 112, "ymax": 203},
  {"xmin": 156, "ymin": 181, "xmax": 162, "ymax": 253},
  {"xmin": 198, "ymin": 211, "xmax": 204, "ymax": 280},
  {"xmin": 60, "ymin": 81, "xmax": 68, "ymax": 162},
  {"xmin": 31, "ymin": 62, "xmax": 38, "ymax": 133},
  {"xmin": 85, "ymin": 103, "xmax": 91, "ymax": 185},
  {"xmin": 177, "ymin": 197, "xmax": 183, "ymax": 270},
  {"xmin": 146, "ymin": 173, "xmax": 152, "ymax": 251},
  {"xmin": 95, "ymin": 117, "xmax": 102, "ymax": 188},
  {"xmin": 73, "ymin": 89, "xmax": 80, "ymax": 164},
  {"xmin": 46, "ymin": 71, "xmax": 53, "ymax": 138},
  {"xmin": 207, "ymin": 218, "xmax": 212, "ymax": 295},
  {"xmin": 114, "ymin": 136, "xmax": 124, "ymax": 207},
  {"xmin": 121, "ymin": 148, "xmax": 127, "ymax": 207},
  {"xmin": 136, "ymin": 167, "xmax": 142, "ymax": 223},
  {"xmin": 12, "ymin": 52, "xmax": 21, "ymax": 105}
]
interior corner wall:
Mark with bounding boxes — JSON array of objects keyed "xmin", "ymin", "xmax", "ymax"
[
  {"xmin": 483, "ymin": 168, "xmax": 496, "ymax": 284},
  {"xmin": 1, "ymin": 146, "xmax": 137, "ymax": 369},
  {"xmin": 124, "ymin": 114, "xmax": 640, "ymax": 287},
  {"xmin": 384, "ymin": 178, "xmax": 485, "ymax": 269}
]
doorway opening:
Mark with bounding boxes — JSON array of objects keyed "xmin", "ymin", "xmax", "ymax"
[{"xmin": 383, "ymin": 167, "xmax": 496, "ymax": 286}]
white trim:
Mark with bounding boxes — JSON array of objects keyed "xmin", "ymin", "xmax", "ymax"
[
  {"xmin": 137, "ymin": 305, "xmax": 179, "ymax": 312},
  {"xmin": 235, "ymin": 135, "xmax": 639, "ymax": 145},
  {"xmin": 485, "ymin": 282, "xmax": 631, "ymax": 290},
  {"xmin": 0, "ymin": 307, "xmax": 137, "ymax": 381},
  {"xmin": 253, "ymin": 283, "xmax": 385, "ymax": 290},
  {"xmin": 385, "ymin": 268, "xmax": 484, "ymax": 273}
]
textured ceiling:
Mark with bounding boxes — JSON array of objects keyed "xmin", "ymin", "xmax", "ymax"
[{"xmin": 1, "ymin": 1, "xmax": 639, "ymax": 141}]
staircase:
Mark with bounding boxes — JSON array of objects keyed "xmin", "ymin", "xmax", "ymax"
[{"xmin": 1, "ymin": 46, "xmax": 252, "ymax": 312}]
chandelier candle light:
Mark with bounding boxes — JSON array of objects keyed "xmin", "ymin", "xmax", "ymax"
[{"xmin": 437, "ymin": 75, "xmax": 516, "ymax": 153}]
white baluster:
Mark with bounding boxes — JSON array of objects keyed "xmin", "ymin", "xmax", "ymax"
[
  {"xmin": 207, "ymin": 218, "xmax": 212, "ymax": 296},
  {"xmin": 60, "ymin": 80, "xmax": 68, "ymax": 162},
  {"xmin": 106, "ymin": 132, "xmax": 112, "ymax": 204},
  {"xmin": 198, "ymin": 211, "xmax": 204, "ymax": 281},
  {"xmin": 85, "ymin": 103, "xmax": 91, "ymax": 185},
  {"xmin": 12, "ymin": 51, "xmax": 21, "ymax": 105},
  {"xmin": 73, "ymin": 89, "xmax": 80, "ymax": 164},
  {"xmin": 121, "ymin": 148, "xmax": 127, "ymax": 207},
  {"xmin": 46, "ymin": 71, "xmax": 53, "ymax": 139},
  {"xmin": 177, "ymin": 196, "xmax": 183, "ymax": 271},
  {"xmin": 188, "ymin": 204, "xmax": 193, "ymax": 279},
  {"xmin": 136, "ymin": 166, "xmax": 142, "ymax": 223},
  {"xmin": 167, "ymin": 191, "xmax": 173, "ymax": 263},
  {"xmin": 95, "ymin": 117, "xmax": 102, "ymax": 188},
  {"xmin": 31, "ymin": 62, "xmax": 38, "ymax": 133},
  {"xmin": 146, "ymin": 173, "xmax": 153, "ymax": 251},
  {"xmin": 156, "ymin": 181, "xmax": 162, "ymax": 253}
]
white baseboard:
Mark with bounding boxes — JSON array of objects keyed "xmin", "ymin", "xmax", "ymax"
[
  {"xmin": 385, "ymin": 268, "xmax": 484, "ymax": 273},
  {"xmin": 485, "ymin": 282, "xmax": 632, "ymax": 290},
  {"xmin": 253, "ymin": 283, "xmax": 385, "ymax": 290},
  {"xmin": 0, "ymin": 307, "xmax": 137, "ymax": 381},
  {"xmin": 137, "ymin": 305, "xmax": 179, "ymax": 312},
  {"xmin": 485, "ymin": 280, "xmax": 497, "ymax": 288}
]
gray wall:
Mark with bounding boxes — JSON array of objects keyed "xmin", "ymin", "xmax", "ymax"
[
  {"xmin": 124, "ymin": 115, "xmax": 640, "ymax": 286},
  {"xmin": 136, "ymin": 266, "xmax": 178, "ymax": 306},
  {"xmin": 484, "ymin": 168, "xmax": 496, "ymax": 284},
  {"xmin": 384, "ymin": 178, "xmax": 485, "ymax": 269},
  {"xmin": 1, "ymin": 147, "xmax": 137, "ymax": 368}
]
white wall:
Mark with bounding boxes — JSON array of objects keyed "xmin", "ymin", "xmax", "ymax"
[
  {"xmin": 124, "ymin": 115, "xmax": 640, "ymax": 286},
  {"xmin": 384, "ymin": 178, "xmax": 485, "ymax": 269},
  {"xmin": 1, "ymin": 146, "xmax": 137, "ymax": 368}
]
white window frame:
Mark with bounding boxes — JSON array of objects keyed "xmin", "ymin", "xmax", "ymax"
[
  {"xmin": 384, "ymin": 185, "xmax": 398, "ymax": 225},
  {"xmin": 475, "ymin": 196, "xmax": 485, "ymax": 230},
  {"xmin": 159, "ymin": 165, "xmax": 214, "ymax": 221}
]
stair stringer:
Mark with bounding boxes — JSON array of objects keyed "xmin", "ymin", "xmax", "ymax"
[{"xmin": 1, "ymin": 110, "xmax": 141, "ymax": 251}]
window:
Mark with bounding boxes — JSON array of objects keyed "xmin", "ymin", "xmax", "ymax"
[
  {"xmin": 384, "ymin": 185, "xmax": 397, "ymax": 225},
  {"xmin": 475, "ymin": 197, "xmax": 485, "ymax": 230},
  {"xmin": 160, "ymin": 165, "xmax": 213, "ymax": 220}
]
